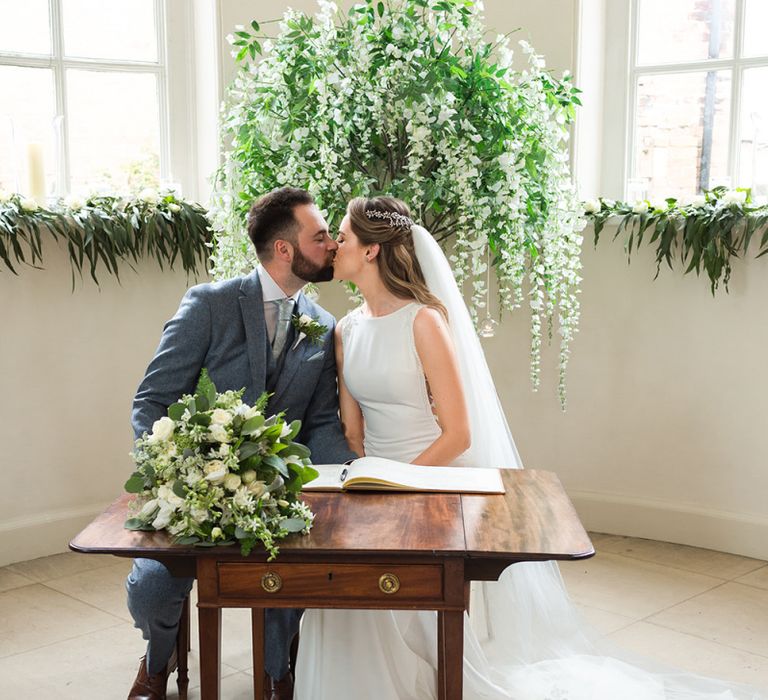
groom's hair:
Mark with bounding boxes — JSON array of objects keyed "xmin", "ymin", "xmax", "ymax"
[{"xmin": 247, "ymin": 187, "xmax": 315, "ymax": 261}]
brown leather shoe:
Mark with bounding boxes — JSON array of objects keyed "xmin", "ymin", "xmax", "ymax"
[
  {"xmin": 128, "ymin": 649, "xmax": 178, "ymax": 700},
  {"xmin": 263, "ymin": 670, "xmax": 293, "ymax": 700}
]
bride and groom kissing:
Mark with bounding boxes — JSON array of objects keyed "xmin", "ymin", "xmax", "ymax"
[{"xmin": 125, "ymin": 187, "xmax": 761, "ymax": 700}]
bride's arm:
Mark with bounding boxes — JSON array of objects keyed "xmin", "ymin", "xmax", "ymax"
[
  {"xmin": 334, "ymin": 322, "xmax": 365, "ymax": 457},
  {"xmin": 411, "ymin": 307, "xmax": 471, "ymax": 466}
]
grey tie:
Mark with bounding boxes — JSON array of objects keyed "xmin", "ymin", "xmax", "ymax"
[{"xmin": 271, "ymin": 298, "xmax": 294, "ymax": 359}]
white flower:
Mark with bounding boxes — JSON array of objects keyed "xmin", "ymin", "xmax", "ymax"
[
  {"xmin": 211, "ymin": 408, "xmax": 232, "ymax": 426},
  {"xmin": 157, "ymin": 484, "xmax": 183, "ymax": 508},
  {"xmin": 0, "ymin": 189, "xmax": 13, "ymax": 203},
  {"xmin": 204, "ymin": 460, "xmax": 228, "ymax": 484},
  {"xmin": 277, "ymin": 499, "xmax": 289, "ymax": 508},
  {"xmin": 168, "ymin": 202, "xmax": 181, "ymax": 213},
  {"xmin": 148, "ymin": 416, "xmax": 175, "ymax": 443},
  {"xmin": 247, "ymin": 480, "xmax": 267, "ymax": 497},
  {"xmin": 139, "ymin": 499, "xmax": 159, "ymax": 518},
  {"xmin": 650, "ymin": 199, "xmax": 667, "ymax": 212},
  {"xmin": 601, "ymin": 198, "xmax": 616, "ymax": 208},
  {"xmin": 152, "ymin": 500, "xmax": 175, "ymax": 530},
  {"xmin": 233, "ymin": 485, "xmax": 253, "ymax": 509},
  {"xmin": 223, "ymin": 473, "xmax": 242, "ymax": 491},
  {"xmin": 191, "ymin": 507, "xmax": 208, "ymax": 523},
  {"xmin": 210, "ymin": 526, "xmax": 224, "ymax": 540},
  {"xmin": 138, "ymin": 187, "xmax": 159, "ymax": 204},
  {"xmin": 299, "ymin": 313, "xmax": 312, "ymax": 325},
  {"xmin": 689, "ymin": 194, "xmax": 707, "ymax": 207},
  {"xmin": 208, "ymin": 423, "xmax": 230, "ymax": 443},
  {"xmin": 64, "ymin": 194, "xmax": 84, "ymax": 211},
  {"xmin": 583, "ymin": 199, "xmax": 601, "ymax": 214},
  {"xmin": 721, "ymin": 189, "xmax": 746, "ymax": 206},
  {"xmin": 241, "ymin": 469, "xmax": 257, "ymax": 485},
  {"xmin": 20, "ymin": 198, "xmax": 39, "ymax": 212},
  {"xmin": 632, "ymin": 200, "xmax": 649, "ymax": 214}
]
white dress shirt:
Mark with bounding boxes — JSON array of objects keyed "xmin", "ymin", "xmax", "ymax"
[{"xmin": 257, "ymin": 265, "xmax": 301, "ymax": 343}]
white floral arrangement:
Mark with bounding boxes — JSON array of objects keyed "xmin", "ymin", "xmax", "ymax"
[
  {"xmin": 125, "ymin": 370, "xmax": 318, "ymax": 560},
  {"xmin": 209, "ymin": 0, "xmax": 583, "ymax": 408},
  {"xmin": 292, "ymin": 313, "xmax": 328, "ymax": 348}
]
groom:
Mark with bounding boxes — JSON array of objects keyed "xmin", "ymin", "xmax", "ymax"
[{"xmin": 126, "ymin": 186, "xmax": 357, "ymax": 700}]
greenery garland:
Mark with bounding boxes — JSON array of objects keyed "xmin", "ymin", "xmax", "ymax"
[
  {"xmin": 0, "ymin": 188, "xmax": 211, "ymax": 286},
  {"xmin": 584, "ymin": 187, "xmax": 768, "ymax": 293},
  {"xmin": 210, "ymin": 0, "xmax": 583, "ymax": 408}
]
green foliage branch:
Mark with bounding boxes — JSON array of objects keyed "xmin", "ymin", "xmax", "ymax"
[
  {"xmin": 0, "ymin": 190, "xmax": 211, "ymax": 286},
  {"xmin": 584, "ymin": 187, "xmax": 768, "ymax": 293}
]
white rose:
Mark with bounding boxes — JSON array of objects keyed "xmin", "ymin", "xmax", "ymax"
[
  {"xmin": 0, "ymin": 189, "xmax": 13, "ymax": 203},
  {"xmin": 64, "ymin": 195, "xmax": 84, "ymax": 211},
  {"xmin": 241, "ymin": 469, "xmax": 257, "ymax": 485},
  {"xmin": 722, "ymin": 189, "xmax": 746, "ymax": 206},
  {"xmin": 157, "ymin": 484, "xmax": 184, "ymax": 508},
  {"xmin": 650, "ymin": 200, "xmax": 667, "ymax": 212},
  {"xmin": 632, "ymin": 201, "xmax": 648, "ymax": 214},
  {"xmin": 298, "ymin": 313, "xmax": 313, "ymax": 325},
  {"xmin": 148, "ymin": 416, "xmax": 175, "ymax": 443},
  {"xmin": 583, "ymin": 199, "xmax": 601, "ymax": 214},
  {"xmin": 191, "ymin": 507, "xmax": 208, "ymax": 523},
  {"xmin": 138, "ymin": 187, "xmax": 159, "ymax": 204},
  {"xmin": 204, "ymin": 460, "xmax": 227, "ymax": 484},
  {"xmin": 243, "ymin": 405, "xmax": 262, "ymax": 420},
  {"xmin": 139, "ymin": 498, "xmax": 159, "ymax": 518},
  {"xmin": 208, "ymin": 423, "xmax": 230, "ymax": 443},
  {"xmin": 20, "ymin": 198, "xmax": 39, "ymax": 212},
  {"xmin": 168, "ymin": 203, "xmax": 181, "ymax": 213},
  {"xmin": 223, "ymin": 473, "xmax": 242, "ymax": 491},
  {"xmin": 210, "ymin": 408, "xmax": 232, "ymax": 426},
  {"xmin": 210, "ymin": 526, "xmax": 223, "ymax": 540},
  {"xmin": 689, "ymin": 195, "xmax": 707, "ymax": 207}
]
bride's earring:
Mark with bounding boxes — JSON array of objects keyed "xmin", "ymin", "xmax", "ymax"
[{"xmin": 478, "ymin": 246, "xmax": 498, "ymax": 338}]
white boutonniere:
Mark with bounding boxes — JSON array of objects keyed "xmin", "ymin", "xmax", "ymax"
[{"xmin": 291, "ymin": 313, "xmax": 328, "ymax": 350}]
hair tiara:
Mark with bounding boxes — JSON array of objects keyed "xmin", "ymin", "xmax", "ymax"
[{"xmin": 365, "ymin": 209, "xmax": 414, "ymax": 230}]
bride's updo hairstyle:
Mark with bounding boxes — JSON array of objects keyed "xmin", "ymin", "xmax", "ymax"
[{"xmin": 347, "ymin": 196, "xmax": 447, "ymax": 319}]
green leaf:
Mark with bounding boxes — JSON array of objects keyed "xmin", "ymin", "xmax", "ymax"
[
  {"xmin": 282, "ymin": 441, "xmax": 311, "ymax": 460},
  {"xmin": 175, "ymin": 535, "xmax": 200, "ymax": 545},
  {"xmin": 242, "ymin": 414, "xmax": 265, "ymax": 435},
  {"xmin": 264, "ymin": 454, "xmax": 289, "ymax": 477},
  {"xmin": 377, "ymin": 1, "xmax": 385, "ymax": 16},
  {"xmin": 124, "ymin": 518, "xmax": 154, "ymax": 531},
  {"xmin": 168, "ymin": 402, "xmax": 186, "ymax": 421},
  {"xmin": 279, "ymin": 518, "xmax": 307, "ymax": 533},
  {"xmin": 189, "ymin": 412, "xmax": 211, "ymax": 427},
  {"xmin": 172, "ymin": 480, "xmax": 187, "ymax": 499},
  {"xmin": 238, "ymin": 441, "xmax": 263, "ymax": 461},
  {"xmin": 124, "ymin": 475, "xmax": 145, "ymax": 493}
]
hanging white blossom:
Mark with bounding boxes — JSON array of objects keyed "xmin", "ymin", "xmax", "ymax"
[{"xmin": 209, "ymin": 0, "xmax": 583, "ymax": 407}]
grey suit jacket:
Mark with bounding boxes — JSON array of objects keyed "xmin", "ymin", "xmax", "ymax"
[{"xmin": 132, "ymin": 270, "xmax": 357, "ymax": 465}]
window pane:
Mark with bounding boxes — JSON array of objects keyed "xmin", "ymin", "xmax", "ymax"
[
  {"xmin": 62, "ymin": 0, "xmax": 157, "ymax": 61},
  {"xmin": 0, "ymin": 0, "xmax": 50, "ymax": 55},
  {"xmin": 742, "ymin": 0, "xmax": 768, "ymax": 58},
  {"xmin": 633, "ymin": 71, "xmax": 731, "ymax": 200},
  {"xmin": 637, "ymin": 0, "xmax": 735, "ymax": 65},
  {"xmin": 66, "ymin": 69, "xmax": 160, "ymax": 192},
  {"xmin": 0, "ymin": 66, "xmax": 56, "ymax": 194},
  {"xmin": 737, "ymin": 67, "xmax": 768, "ymax": 201}
]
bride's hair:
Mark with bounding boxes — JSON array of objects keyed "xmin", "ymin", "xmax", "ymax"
[{"xmin": 347, "ymin": 196, "xmax": 447, "ymax": 318}]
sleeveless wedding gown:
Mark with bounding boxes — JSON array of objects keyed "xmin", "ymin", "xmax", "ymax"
[{"xmin": 294, "ymin": 302, "xmax": 764, "ymax": 700}]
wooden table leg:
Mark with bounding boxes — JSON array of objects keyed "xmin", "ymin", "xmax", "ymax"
[
  {"xmin": 437, "ymin": 610, "xmax": 464, "ymax": 700},
  {"xmin": 176, "ymin": 596, "xmax": 190, "ymax": 699},
  {"xmin": 252, "ymin": 608, "xmax": 265, "ymax": 699},
  {"xmin": 198, "ymin": 607, "xmax": 222, "ymax": 700}
]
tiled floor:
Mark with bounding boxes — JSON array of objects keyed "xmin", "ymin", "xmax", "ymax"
[{"xmin": 0, "ymin": 535, "xmax": 766, "ymax": 698}]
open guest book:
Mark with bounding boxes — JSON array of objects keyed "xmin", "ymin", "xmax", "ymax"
[{"xmin": 303, "ymin": 456, "xmax": 505, "ymax": 494}]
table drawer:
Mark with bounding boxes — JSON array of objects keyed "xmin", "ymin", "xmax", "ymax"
[{"xmin": 217, "ymin": 562, "xmax": 444, "ymax": 604}]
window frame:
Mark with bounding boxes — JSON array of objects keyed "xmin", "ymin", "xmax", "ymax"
[
  {"xmin": 624, "ymin": 0, "xmax": 768, "ymax": 199},
  {"xmin": 0, "ymin": 0, "xmax": 171, "ymax": 196}
]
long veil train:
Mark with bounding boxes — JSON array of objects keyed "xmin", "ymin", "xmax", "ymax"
[{"xmin": 411, "ymin": 224, "xmax": 764, "ymax": 699}]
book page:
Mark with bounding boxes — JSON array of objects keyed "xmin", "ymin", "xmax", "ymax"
[
  {"xmin": 302, "ymin": 464, "xmax": 346, "ymax": 491},
  {"xmin": 345, "ymin": 457, "xmax": 504, "ymax": 493}
]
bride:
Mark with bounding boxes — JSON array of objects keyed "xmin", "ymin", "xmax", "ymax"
[{"xmin": 294, "ymin": 196, "xmax": 764, "ymax": 699}]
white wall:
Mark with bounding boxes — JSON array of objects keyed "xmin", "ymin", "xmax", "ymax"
[{"xmin": 2, "ymin": 0, "xmax": 766, "ymax": 566}]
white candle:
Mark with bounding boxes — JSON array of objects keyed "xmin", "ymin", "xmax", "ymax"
[{"xmin": 26, "ymin": 142, "xmax": 46, "ymax": 204}]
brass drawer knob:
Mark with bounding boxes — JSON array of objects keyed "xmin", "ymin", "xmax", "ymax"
[
  {"xmin": 378, "ymin": 573, "xmax": 400, "ymax": 594},
  {"xmin": 261, "ymin": 572, "xmax": 282, "ymax": 593}
]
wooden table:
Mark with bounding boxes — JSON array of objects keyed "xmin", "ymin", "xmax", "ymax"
[{"xmin": 70, "ymin": 469, "xmax": 593, "ymax": 699}]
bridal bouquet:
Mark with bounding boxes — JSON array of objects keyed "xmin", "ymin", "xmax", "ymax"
[{"xmin": 124, "ymin": 370, "xmax": 318, "ymax": 559}]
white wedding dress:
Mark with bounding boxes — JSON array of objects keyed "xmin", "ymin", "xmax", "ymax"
[{"xmin": 294, "ymin": 227, "xmax": 764, "ymax": 700}]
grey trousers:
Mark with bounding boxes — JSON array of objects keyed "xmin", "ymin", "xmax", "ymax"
[{"xmin": 126, "ymin": 558, "xmax": 302, "ymax": 678}]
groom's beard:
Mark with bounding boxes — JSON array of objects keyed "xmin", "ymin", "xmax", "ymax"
[{"xmin": 291, "ymin": 247, "xmax": 335, "ymax": 283}]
